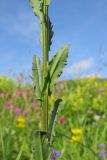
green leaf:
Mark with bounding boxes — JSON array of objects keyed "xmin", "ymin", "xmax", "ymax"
[
  {"xmin": 49, "ymin": 46, "xmax": 69, "ymax": 88},
  {"xmin": 46, "ymin": 0, "xmax": 51, "ymax": 5},
  {"xmin": 32, "ymin": 55, "xmax": 43, "ymax": 99},
  {"xmin": 48, "ymin": 99, "xmax": 62, "ymax": 144},
  {"xmin": 48, "ymin": 18, "xmax": 54, "ymax": 51},
  {"xmin": 42, "ymin": 134, "xmax": 50, "ymax": 160},
  {"xmin": 29, "ymin": 0, "xmax": 44, "ymax": 22},
  {"xmin": 31, "ymin": 131, "xmax": 44, "ymax": 160},
  {"xmin": 40, "ymin": 17, "xmax": 54, "ymax": 52},
  {"xmin": 31, "ymin": 131, "xmax": 50, "ymax": 160}
]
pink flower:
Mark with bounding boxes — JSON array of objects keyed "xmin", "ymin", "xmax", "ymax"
[
  {"xmin": 0, "ymin": 93, "xmax": 9, "ymax": 98},
  {"xmin": 31, "ymin": 100, "xmax": 37, "ymax": 108},
  {"xmin": 17, "ymin": 89, "xmax": 23, "ymax": 97},
  {"xmin": 4, "ymin": 103, "xmax": 10, "ymax": 109},
  {"xmin": 13, "ymin": 107, "xmax": 21, "ymax": 115},
  {"xmin": 3, "ymin": 100, "xmax": 13, "ymax": 109},
  {"xmin": 58, "ymin": 117, "xmax": 65, "ymax": 125}
]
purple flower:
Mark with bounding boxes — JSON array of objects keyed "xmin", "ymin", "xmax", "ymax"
[
  {"xmin": 51, "ymin": 149, "xmax": 61, "ymax": 160},
  {"xmin": 98, "ymin": 144, "xmax": 105, "ymax": 150},
  {"xmin": 98, "ymin": 144, "xmax": 107, "ymax": 160},
  {"xmin": 98, "ymin": 150, "xmax": 107, "ymax": 160}
]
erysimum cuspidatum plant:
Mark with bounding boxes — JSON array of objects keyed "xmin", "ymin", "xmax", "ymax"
[{"xmin": 29, "ymin": 0, "xmax": 69, "ymax": 159}]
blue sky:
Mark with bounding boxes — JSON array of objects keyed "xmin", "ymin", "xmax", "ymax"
[{"xmin": 0, "ymin": 0, "xmax": 107, "ymax": 80}]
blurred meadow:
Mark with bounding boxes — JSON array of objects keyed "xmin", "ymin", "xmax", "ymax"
[{"xmin": 0, "ymin": 75, "xmax": 107, "ymax": 159}]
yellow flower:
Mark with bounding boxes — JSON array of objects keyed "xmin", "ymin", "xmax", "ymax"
[
  {"xmin": 17, "ymin": 117, "xmax": 26, "ymax": 123},
  {"xmin": 104, "ymin": 81, "xmax": 107, "ymax": 87},
  {"xmin": 70, "ymin": 128, "xmax": 82, "ymax": 143},
  {"xmin": 71, "ymin": 128, "xmax": 82, "ymax": 135},
  {"xmin": 17, "ymin": 123, "xmax": 26, "ymax": 128},
  {"xmin": 16, "ymin": 116, "xmax": 26, "ymax": 128},
  {"xmin": 70, "ymin": 135, "xmax": 81, "ymax": 143}
]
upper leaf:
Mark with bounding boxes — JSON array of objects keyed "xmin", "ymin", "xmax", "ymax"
[
  {"xmin": 29, "ymin": 0, "xmax": 44, "ymax": 22},
  {"xmin": 48, "ymin": 18, "xmax": 54, "ymax": 51},
  {"xmin": 32, "ymin": 55, "xmax": 43, "ymax": 99},
  {"xmin": 49, "ymin": 46, "xmax": 69, "ymax": 88},
  {"xmin": 40, "ymin": 17, "xmax": 54, "ymax": 52},
  {"xmin": 45, "ymin": 0, "xmax": 51, "ymax": 5}
]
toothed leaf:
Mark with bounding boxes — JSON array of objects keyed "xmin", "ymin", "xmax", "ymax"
[
  {"xmin": 48, "ymin": 18, "xmax": 54, "ymax": 51},
  {"xmin": 40, "ymin": 17, "xmax": 54, "ymax": 52},
  {"xmin": 29, "ymin": 0, "xmax": 44, "ymax": 22},
  {"xmin": 46, "ymin": 0, "xmax": 51, "ymax": 5},
  {"xmin": 49, "ymin": 46, "xmax": 69, "ymax": 88}
]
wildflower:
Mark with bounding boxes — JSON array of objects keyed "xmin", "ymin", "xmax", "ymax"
[
  {"xmin": 58, "ymin": 116, "xmax": 65, "ymax": 125},
  {"xmin": 98, "ymin": 143, "xmax": 107, "ymax": 160},
  {"xmin": 70, "ymin": 135, "xmax": 81, "ymax": 142},
  {"xmin": 31, "ymin": 100, "xmax": 37, "ymax": 108},
  {"xmin": 98, "ymin": 144, "xmax": 105, "ymax": 150},
  {"xmin": 17, "ymin": 117, "xmax": 26, "ymax": 123},
  {"xmin": 51, "ymin": 149, "xmax": 61, "ymax": 160},
  {"xmin": 3, "ymin": 100, "xmax": 13, "ymax": 109},
  {"xmin": 4, "ymin": 103, "xmax": 10, "ymax": 109},
  {"xmin": 17, "ymin": 89, "xmax": 23, "ymax": 97},
  {"xmin": 13, "ymin": 107, "xmax": 21, "ymax": 115},
  {"xmin": 16, "ymin": 123, "xmax": 26, "ymax": 128},
  {"xmin": 0, "ymin": 93, "xmax": 8, "ymax": 98},
  {"xmin": 98, "ymin": 150, "xmax": 107, "ymax": 160},
  {"xmin": 70, "ymin": 128, "xmax": 82, "ymax": 143},
  {"xmin": 104, "ymin": 81, "xmax": 107, "ymax": 87},
  {"xmin": 16, "ymin": 116, "xmax": 26, "ymax": 128},
  {"xmin": 71, "ymin": 128, "xmax": 82, "ymax": 135}
]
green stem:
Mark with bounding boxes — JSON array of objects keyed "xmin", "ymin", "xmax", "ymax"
[
  {"xmin": 0, "ymin": 125, "xmax": 6, "ymax": 160},
  {"xmin": 41, "ymin": 0, "xmax": 49, "ymax": 132}
]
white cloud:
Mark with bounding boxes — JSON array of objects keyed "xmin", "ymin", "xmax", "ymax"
[
  {"xmin": 65, "ymin": 58, "xmax": 94, "ymax": 76},
  {"xmin": 82, "ymin": 72, "xmax": 102, "ymax": 78}
]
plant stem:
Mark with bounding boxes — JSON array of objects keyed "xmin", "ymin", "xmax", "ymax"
[
  {"xmin": 0, "ymin": 125, "xmax": 6, "ymax": 160},
  {"xmin": 41, "ymin": 0, "xmax": 49, "ymax": 132}
]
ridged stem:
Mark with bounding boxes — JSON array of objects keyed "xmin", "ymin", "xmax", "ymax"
[{"xmin": 41, "ymin": 0, "xmax": 49, "ymax": 132}]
